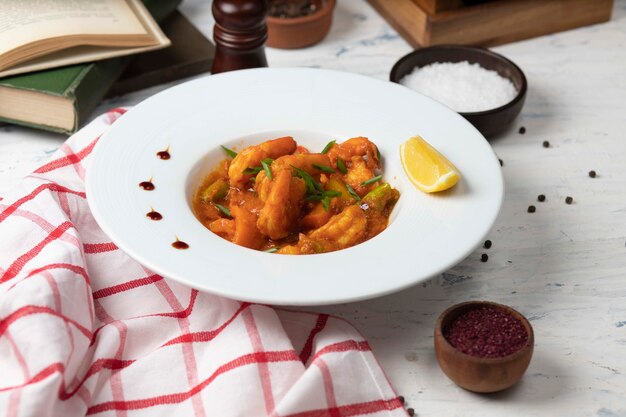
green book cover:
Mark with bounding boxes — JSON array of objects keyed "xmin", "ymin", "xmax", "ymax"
[{"xmin": 0, "ymin": 0, "xmax": 182, "ymax": 135}]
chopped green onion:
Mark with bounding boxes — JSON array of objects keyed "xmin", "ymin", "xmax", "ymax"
[
  {"xmin": 304, "ymin": 190, "xmax": 341, "ymax": 202},
  {"xmin": 321, "ymin": 140, "xmax": 336, "ymax": 154},
  {"xmin": 313, "ymin": 163, "xmax": 336, "ymax": 173},
  {"xmin": 291, "ymin": 165, "xmax": 314, "ymax": 193},
  {"xmin": 291, "ymin": 165, "xmax": 323, "ymax": 194},
  {"xmin": 291, "ymin": 165, "xmax": 338, "ymax": 211},
  {"xmin": 337, "ymin": 157, "xmax": 347, "ymax": 174},
  {"xmin": 214, "ymin": 203, "xmax": 232, "ymax": 218},
  {"xmin": 264, "ymin": 247, "xmax": 279, "ymax": 253},
  {"xmin": 345, "ymin": 183, "xmax": 360, "ymax": 201},
  {"xmin": 242, "ymin": 166, "xmax": 263, "ymax": 175},
  {"xmin": 304, "ymin": 194, "xmax": 324, "ymax": 202},
  {"xmin": 221, "ymin": 145, "xmax": 237, "ymax": 158},
  {"xmin": 376, "ymin": 146, "xmax": 381, "ymax": 161},
  {"xmin": 261, "ymin": 158, "xmax": 273, "ymax": 180},
  {"xmin": 361, "ymin": 175, "xmax": 382, "ymax": 186},
  {"xmin": 322, "ymin": 196, "xmax": 331, "ymax": 211}
]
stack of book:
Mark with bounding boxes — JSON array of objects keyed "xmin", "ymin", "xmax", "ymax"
[{"xmin": 0, "ymin": 0, "xmax": 215, "ymax": 134}]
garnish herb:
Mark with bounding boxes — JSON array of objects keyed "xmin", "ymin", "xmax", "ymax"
[
  {"xmin": 292, "ymin": 165, "xmax": 342, "ymax": 212},
  {"xmin": 214, "ymin": 203, "xmax": 232, "ymax": 218},
  {"xmin": 376, "ymin": 146, "xmax": 381, "ymax": 161},
  {"xmin": 242, "ymin": 166, "xmax": 263, "ymax": 175},
  {"xmin": 345, "ymin": 183, "xmax": 360, "ymax": 201},
  {"xmin": 322, "ymin": 196, "xmax": 331, "ymax": 211},
  {"xmin": 304, "ymin": 189, "xmax": 341, "ymax": 201},
  {"xmin": 313, "ymin": 163, "xmax": 336, "ymax": 173},
  {"xmin": 304, "ymin": 194, "xmax": 324, "ymax": 202},
  {"xmin": 324, "ymin": 190, "xmax": 342, "ymax": 198},
  {"xmin": 337, "ymin": 157, "xmax": 347, "ymax": 174},
  {"xmin": 261, "ymin": 158, "xmax": 273, "ymax": 179},
  {"xmin": 321, "ymin": 140, "xmax": 336, "ymax": 154},
  {"xmin": 221, "ymin": 145, "xmax": 237, "ymax": 158},
  {"xmin": 264, "ymin": 247, "xmax": 279, "ymax": 253},
  {"xmin": 361, "ymin": 175, "xmax": 382, "ymax": 186},
  {"xmin": 291, "ymin": 165, "xmax": 323, "ymax": 194}
]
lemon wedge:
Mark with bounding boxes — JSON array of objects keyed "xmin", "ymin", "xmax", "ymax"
[{"xmin": 400, "ymin": 135, "xmax": 460, "ymax": 193}]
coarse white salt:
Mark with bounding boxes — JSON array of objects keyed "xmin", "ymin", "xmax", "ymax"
[{"xmin": 400, "ymin": 61, "xmax": 518, "ymax": 113}]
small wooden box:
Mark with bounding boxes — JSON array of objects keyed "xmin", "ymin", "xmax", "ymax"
[
  {"xmin": 413, "ymin": 0, "xmax": 464, "ymax": 14},
  {"xmin": 368, "ymin": 0, "xmax": 614, "ymax": 48}
]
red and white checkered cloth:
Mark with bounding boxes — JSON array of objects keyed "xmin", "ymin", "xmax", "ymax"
[{"xmin": 0, "ymin": 109, "xmax": 407, "ymax": 417}]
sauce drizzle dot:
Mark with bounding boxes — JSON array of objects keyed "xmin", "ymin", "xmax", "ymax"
[
  {"xmin": 139, "ymin": 181, "xmax": 155, "ymax": 190},
  {"xmin": 157, "ymin": 147, "xmax": 171, "ymax": 160},
  {"xmin": 147, "ymin": 210, "xmax": 162, "ymax": 220},
  {"xmin": 172, "ymin": 240, "xmax": 189, "ymax": 250}
]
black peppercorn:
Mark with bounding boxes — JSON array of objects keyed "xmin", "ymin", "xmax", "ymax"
[
  {"xmin": 542, "ymin": 140, "xmax": 550, "ymax": 148},
  {"xmin": 537, "ymin": 194, "xmax": 546, "ymax": 202},
  {"xmin": 528, "ymin": 205, "xmax": 536, "ymax": 213},
  {"xmin": 407, "ymin": 408, "xmax": 415, "ymax": 416},
  {"xmin": 589, "ymin": 170, "xmax": 596, "ymax": 178},
  {"xmin": 518, "ymin": 126, "xmax": 526, "ymax": 134},
  {"xmin": 484, "ymin": 240, "xmax": 492, "ymax": 249},
  {"xmin": 481, "ymin": 253, "xmax": 488, "ymax": 262},
  {"xmin": 565, "ymin": 196, "xmax": 573, "ymax": 204}
]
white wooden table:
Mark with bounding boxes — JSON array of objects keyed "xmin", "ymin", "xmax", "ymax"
[{"xmin": 2, "ymin": 1, "xmax": 625, "ymax": 415}]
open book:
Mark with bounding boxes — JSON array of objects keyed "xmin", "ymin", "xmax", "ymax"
[{"xmin": 0, "ymin": 0, "xmax": 170, "ymax": 77}]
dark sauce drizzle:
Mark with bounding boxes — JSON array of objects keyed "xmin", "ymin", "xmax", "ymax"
[
  {"xmin": 143, "ymin": 149, "xmax": 173, "ymax": 240},
  {"xmin": 157, "ymin": 147, "xmax": 171, "ymax": 160},
  {"xmin": 139, "ymin": 180, "xmax": 155, "ymax": 190},
  {"xmin": 146, "ymin": 210, "xmax": 162, "ymax": 220},
  {"xmin": 172, "ymin": 239, "xmax": 189, "ymax": 250}
]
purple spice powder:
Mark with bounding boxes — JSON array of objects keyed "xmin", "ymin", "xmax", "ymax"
[{"xmin": 444, "ymin": 306, "xmax": 528, "ymax": 358}]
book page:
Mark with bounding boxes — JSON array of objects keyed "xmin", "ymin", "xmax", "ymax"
[
  {"xmin": 0, "ymin": 41, "xmax": 170, "ymax": 78},
  {"xmin": 0, "ymin": 0, "xmax": 148, "ymax": 55}
]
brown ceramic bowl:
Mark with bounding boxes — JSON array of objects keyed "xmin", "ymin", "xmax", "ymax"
[
  {"xmin": 266, "ymin": 0, "xmax": 336, "ymax": 49},
  {"xmin": 390, "ymin": 45, "xmax": 527, "ymax": 138},
  {"xmin": 434, "ymin": 301, "xmax": 534, "ymax": 393}
]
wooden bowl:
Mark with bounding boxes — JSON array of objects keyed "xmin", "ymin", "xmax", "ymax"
[
  {"xmin": 266, "ymin": 0, "xmax": 336, "ymax": 49},
  {"xmin": 390, "ymin": 45, "xmax": 527, "ymax": 138},
  {"xmin": 434, "ymin": 301, "xmax": 534, "ymax": 393}
]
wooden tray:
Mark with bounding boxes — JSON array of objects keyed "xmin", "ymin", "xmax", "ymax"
[{"xmin": 367, "ymin": 0, "xmax": 614, "ymax": 48}]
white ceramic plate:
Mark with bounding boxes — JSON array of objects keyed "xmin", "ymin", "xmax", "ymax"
[{"xmin": 86, "ymin": 68, "xmax": 503, "ymax": 305}]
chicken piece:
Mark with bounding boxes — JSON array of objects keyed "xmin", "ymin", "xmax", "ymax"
[
  {"xmin": 300, "ymin": 201, "xmax": 334, "ymax": 230},
  {"xmin": 294, "ymin": 145, "xmax": 310, "ymax": 154},
  {"xmin": 255, "ymin": 153, "xmax": 332, "ymax": 201},
  {"xmin": 208, "ymin": 218, "xmax": 235, "ymax": 241},
  {"xmin": 277, "ymin": 234, "xmax": 336, "ymax": 255},
  {"xmin": 326, "ymin": 137, "xmax": 381, "ymax": 170},
  {"xmin": 231, "ymin": 206, "xmax": 264, "ymax": 249},
  {"xmin": 343, "ymin": 156, "xmax": 379, "ymax": 197},
  {"xmin": 257, "ymin": 170, "xmax": 307, "ymax": 240},
  {"xmin": 255, "ymin": 152, "xmax": 332, "ymax": 238},
  {"xmin": 271, "ymin": 153, "xmax": 331, "ymax": 174},
  {"xmin": 280, "ymin": 207, "xmax": 367, "ymax": 254},
  {"xmin": 308, "ymin": 205, "xmax": 367, "ymax": 249},
  {"xmin": 228, "ymin": 136, "xmax": 297, "ymax": 188},
  {"xmin": 254, "ymin": 170, "xmax": 272, "ymax": 202},
  {"xmin": 228, "ymin": 188, "xmax": 264, "ymax": 215},
  {"xmin": 276, "ymin": 244, "xmax": 302, "ymax": 255}
]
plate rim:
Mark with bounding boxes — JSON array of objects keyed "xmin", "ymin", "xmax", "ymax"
[{"xmin": 86, "ymin": 67, "xmax": 504, "ymax": 305}]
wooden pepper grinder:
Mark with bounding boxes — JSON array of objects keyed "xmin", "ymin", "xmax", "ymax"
[{"xmin": 211, "ymin": 0, "xmax": 269, "ymax": 74}]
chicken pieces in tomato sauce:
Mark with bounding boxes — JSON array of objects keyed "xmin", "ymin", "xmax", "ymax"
[{"xmin": 192, "ymin": 136, "xmax": 399, "ymax": 254}]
